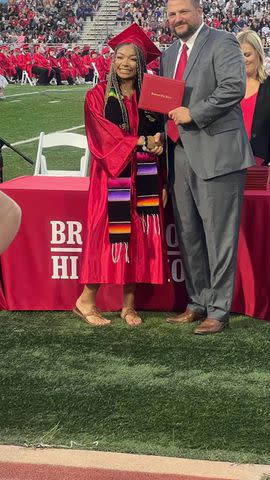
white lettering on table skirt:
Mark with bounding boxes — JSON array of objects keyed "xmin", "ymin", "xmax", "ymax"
[
  {"xmin": 50, "ymin": 221, "xmax": 83, "ymax": 279},
  {"xmin": 166, "ymin": 223, "xmax": 185, "ymax": 283},
  {"xmin": 49, "ymin": 221, "xmax": 185, "ymax": 282}
]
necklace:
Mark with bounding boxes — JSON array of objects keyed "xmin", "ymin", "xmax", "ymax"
[{"xmin": 120, "ymin": 84, "xmax": 134, "ymax": 98}]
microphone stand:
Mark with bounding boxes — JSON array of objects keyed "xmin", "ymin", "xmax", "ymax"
[{"xmin": 0, "ymin": 136, "xmax": 34, "ymax": 183}]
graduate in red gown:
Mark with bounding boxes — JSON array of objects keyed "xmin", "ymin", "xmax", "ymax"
[
  {"xmin": 47, "ymin": 48, "xmax": 63, "ymax": 85},
  {"xmin": 58, "ymin": 49, "xmax": 76, "ymax": 85},
  {"xmin": 0, "ymin": 46, "xmax": 16, "ymax": 79},
  {"xmin": 75, "ymin": 23, "xmax": 168, "ymax": 327},
  {"xmin": 32, "ymin": 45, "xmax": 52, "ymax": 85},
  {"xmin": 94, "ymin": 46, "xmax": 112, "ymax": 82},
  {"xmin": 17, "ymin": 45, "xmax": 33, "ymax": 79},
  {"xmin": 71, "ymin": 46, "xmax": 87, "ymax": 80},
  {"xmin": 81, "ymin": 46, "xmax": 94, "ymax": 83}
]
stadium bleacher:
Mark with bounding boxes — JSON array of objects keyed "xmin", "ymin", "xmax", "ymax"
[{"xmin": 0, "ymin": 0, "xmax": 269, "ymax": 87}]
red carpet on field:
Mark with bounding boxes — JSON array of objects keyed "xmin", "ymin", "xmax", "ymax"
[{"xmin": 0, "ymin": 462, "xmax": 233, "ymax": 480}]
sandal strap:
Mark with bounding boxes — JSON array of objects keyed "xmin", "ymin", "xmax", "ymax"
[
  {"xmin": 121, "ymin": 307, "xmax": 138, "ymax": 319},
  {"xmin": 121, "ymin": 308, "xmax": 142, "ymax": 326},
  {"xmin": 86, "ymin": 306, "xmax": 104, "ymax": 318},
  {"xmin": 74, "ymin": 305, "xmax": 111, "ymax": 326}
]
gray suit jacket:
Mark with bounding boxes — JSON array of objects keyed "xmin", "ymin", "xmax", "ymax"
[{"xmin": 160, "ymin": 25, "xmax": 254, "ymax": 179}]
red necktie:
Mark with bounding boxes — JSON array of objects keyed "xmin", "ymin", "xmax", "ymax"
[{"xmin": 167, "ymin": 43, "xmax": 188, "ymax": 143}]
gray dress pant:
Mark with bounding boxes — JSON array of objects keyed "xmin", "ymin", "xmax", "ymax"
[{"xmin": 171, "ymin": 144, "xmax": 246, "ymax": 323}]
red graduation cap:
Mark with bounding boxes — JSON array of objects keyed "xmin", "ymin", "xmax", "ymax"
[{"xmin": 108, "ymin": 23, "xmax": 161, "ymax": 64}]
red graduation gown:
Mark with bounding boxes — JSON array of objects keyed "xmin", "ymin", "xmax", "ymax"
[{"xmin": 79, "ymin": 82, "xmax": 168, "ymax": 285}]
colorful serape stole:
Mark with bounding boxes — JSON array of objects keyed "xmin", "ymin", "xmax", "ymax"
[
  {"xmin": 136, "ymin": 152, "xmax": 160, "ymax": 235},
  {"xmin": 108, "ymin": 172, "xmax": 131, "ymax": 263}
]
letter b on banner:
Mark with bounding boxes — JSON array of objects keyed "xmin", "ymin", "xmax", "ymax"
[{"xmin": 50, "ymin": 221, "xmax": 82, "ymax": 244}]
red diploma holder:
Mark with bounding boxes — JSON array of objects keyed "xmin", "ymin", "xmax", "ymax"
[{"xmin": 138, "ymin": 73, "xmax": 185, "ymax": 114}]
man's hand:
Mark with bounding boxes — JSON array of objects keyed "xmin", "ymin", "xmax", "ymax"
[
  {"xmin": 147, "ymin": 133, "xmax": 164, "ymax": 155},
  {"xmin": 168, "ymin": 107, "xmax": 192, "ymax": 125}
]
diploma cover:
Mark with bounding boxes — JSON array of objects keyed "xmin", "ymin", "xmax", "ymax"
[{"xmin": 138, "ymin": 74, "xmax": 185, "ymax": 114}]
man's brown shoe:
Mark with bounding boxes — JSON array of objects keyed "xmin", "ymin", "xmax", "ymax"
[
  {"xmin": 166, "ymin": 308, "xmax": 206, "ymax": 324},
  {"xmin": 194, "ymin": 318, "xmax": 227, "ymax": 335}
]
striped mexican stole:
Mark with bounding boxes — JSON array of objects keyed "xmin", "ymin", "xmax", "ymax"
[
  {"xmin": 105, "ymin": 86, "xmax": 161, "ymax": 262},
  {"xmin": 107, "ymin": 152, "xmax": 160, "ymax": 250},
  {"xmin": 136, "ymin": 152, "xmax": 160, "ymax": 235}
]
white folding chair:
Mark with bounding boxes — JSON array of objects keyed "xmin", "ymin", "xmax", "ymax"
[
  {"xmin": 34, "ymin": 131, "xmax": 90, "ymax": 176},
  {"xmin": 21, "ymin": 70, "xmax": 35, "ymax": 86},
  {"xmin": 92, "ymin": 62, "xmax": 99, "ymax": 87}
]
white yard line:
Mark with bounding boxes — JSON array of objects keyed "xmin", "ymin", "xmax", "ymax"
[
  {"xmin": 5, "ymin": 87, "xmax": 88, "ymax": 98},
  {"xmin": 3, "ymin": 125, "xmax": 85, "ymax": 148}
]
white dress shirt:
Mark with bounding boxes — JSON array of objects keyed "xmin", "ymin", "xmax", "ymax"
[{"xmin": 173, "ymin": 23, "xmax": 204, "ymax": 78}]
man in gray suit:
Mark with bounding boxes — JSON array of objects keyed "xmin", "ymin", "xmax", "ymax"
[{"xmin": 162, "ymin": 0, "xmax": 254, "ymax": 334}]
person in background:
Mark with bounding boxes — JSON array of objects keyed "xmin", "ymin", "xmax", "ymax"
[
  {"xmin": 74, "ymin": 24, "xmax": 168, "ymax": 327},
  {"xmin": 32, "ymin": 45, "xmax": 52, "ymax": 86},
  {"xmin": 0, "ymin": 192, "xmax": 21, "ymax": 254},
  {"xmin": 47, "ymin": 48, "xmax": 63, "ymax": 85},
  {"xmin": 237, "ymin": 29, "xmax": 270, "ymax": 165},
  {"xmin": 94, "ymin": 46, "xmax": 112, "ymax": 82},
  {"xmin": 17, "ymin": 45, "xmax": 33, "ymax": 83},
  {"xmin": 0, "ymin": 70, "xmax": 8, "ymax": 100},
  {"xmin": 0, "ymin": 45, "xmax": 16, "ymax": 81}
]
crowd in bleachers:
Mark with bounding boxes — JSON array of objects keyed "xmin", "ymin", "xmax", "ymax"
[
  {"xmin": 0, "ymin": 0, "xmax": 100, "ymax": 46},
  {"xmin": 0, "ymin": 0, "xmax": 270, "ymax": 95},
  {"xmin": 0, "ymin": 0, "xmax": 269, "ymax": 48},
  {"xmin": 115, "ymin": 0, "xmax": 270, "ymax": 49},
  {"xmin": 76, "ymin": 0, "xmax": 100, "ymax": 21}
]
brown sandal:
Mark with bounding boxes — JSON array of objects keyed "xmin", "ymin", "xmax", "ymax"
[
  {"xmin": 73, "ymin": 305, "xmax": 111, "ymax": 327},
  {"xmin": 121, "ymin": 307, "xmax": 142, "ymax": 327}
]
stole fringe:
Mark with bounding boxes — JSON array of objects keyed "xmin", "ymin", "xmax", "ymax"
[
  {"xmin": 140, "ymin": 214, "xmax": 160, "ymax": 235},
  {"xmin": 111, "ymin": 242, "xmax": 130, "ymax": 263},
  {"xmin": 153, "ymin": 214, "xmax": 160, "ymax": 235},
  {"xmin": 111, "ymin": 215, "xmax": 161, "ymax": 264}
]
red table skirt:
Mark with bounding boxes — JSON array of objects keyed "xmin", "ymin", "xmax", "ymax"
[{"xmin": 0, "ymin": 176, "xmax": 269, "ymax": 320}]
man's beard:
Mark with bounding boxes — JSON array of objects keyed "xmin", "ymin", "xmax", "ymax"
[{"xmin": 174, "ymin": 23, "xmax": 200, "ymax": 40}]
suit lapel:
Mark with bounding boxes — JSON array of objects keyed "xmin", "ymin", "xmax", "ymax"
[
  {"xmin": 183, "ymin": 24, "xmax": 210, "ymax": 81},
  {"xmin": 166, "ymin": 41, "xmax": 180, "ymax": 78}
]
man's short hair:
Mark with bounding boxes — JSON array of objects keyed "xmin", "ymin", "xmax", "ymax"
[{"xmin": 191, "ymin": 0, "xmax": 203, "ymax": 7}]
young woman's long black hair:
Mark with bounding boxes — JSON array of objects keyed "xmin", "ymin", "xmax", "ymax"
[{"xmin": 104, "ymin": 43, "xmax": 147, "ymax": 132}]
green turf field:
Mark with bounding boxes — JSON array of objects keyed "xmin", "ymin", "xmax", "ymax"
[
  {"xmin": 0, "ymin": 84, "xmax": 89, "ymax": 180},
  {"xmin": 0, "ymin": 84, "xmax": 270, "ymax": 464},
  {"xmin": 0, "ymin": 310, "xmax": 269, "ymax": 464}
]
